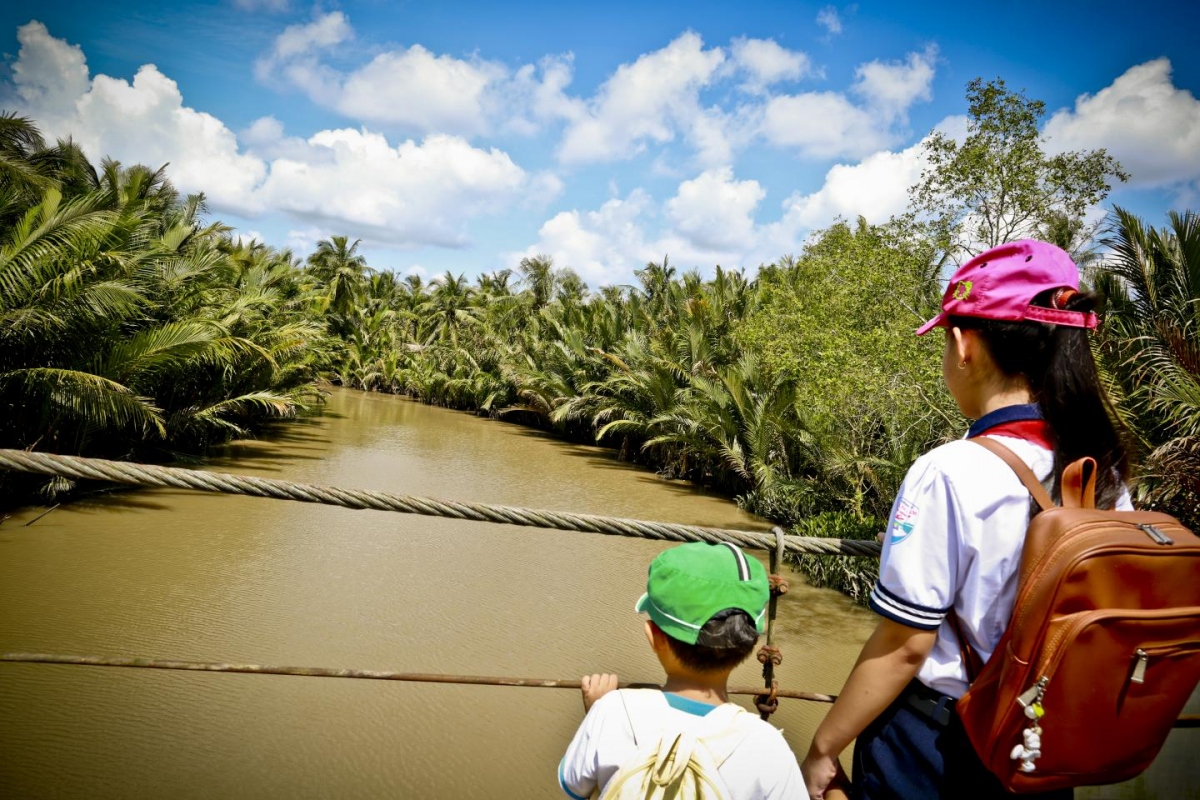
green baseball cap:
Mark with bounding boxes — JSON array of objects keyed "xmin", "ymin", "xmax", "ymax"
[{"xmin": 635, "ymin": 542, "xmax": 769, "ymax": 645}]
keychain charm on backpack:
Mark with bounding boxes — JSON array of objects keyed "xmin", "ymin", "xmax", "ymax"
[{"xmin": 1011, "ymin": 678, "xmax": 1047, "ymax": 772}]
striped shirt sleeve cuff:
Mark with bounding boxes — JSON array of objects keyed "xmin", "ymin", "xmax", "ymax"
[{"xmin": 868, "ymin": 582, "xmax": 951, "ymax": 630}]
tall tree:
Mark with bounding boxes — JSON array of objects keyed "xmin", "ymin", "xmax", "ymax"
[
  {"xmin": 307, "ymin": 235, "xmax": 368, "ymax": 333},
  {"xmin": 912, "ymin": 78, "xmax": 1128, "ymax": 257}
]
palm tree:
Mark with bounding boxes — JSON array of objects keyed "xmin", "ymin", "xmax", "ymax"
[
  {"xmin": 420, "ymin": 272, "xmax": 480, "ymax": 346},
  {"xmin": 307, "ymin": 235, "xmax": 368, "ymax": 335},
  {"xmin": 1095, "ymin": 208, "xmax": 1200, "ymax": 526},
  {"xmin": 518, "ymin": 254, "xmax": 558, "ymax": 312}
]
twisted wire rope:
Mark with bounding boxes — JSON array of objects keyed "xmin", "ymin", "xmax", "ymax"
[{"xmin": 0, "ymin": 449, "xmax": 883, "ymax": 557}]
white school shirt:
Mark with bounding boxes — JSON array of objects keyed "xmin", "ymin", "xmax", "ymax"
[
  {"xmin": 558, "ymin": 689, "xmax": 804, "ymax": 799},
  {"xmin": 868, "ymin": 434, "xmax": 1132, "ymax": 698}
]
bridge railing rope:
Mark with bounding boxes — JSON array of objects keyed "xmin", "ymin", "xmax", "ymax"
[
  {"xmin": 0, "ymin": 449, "xmax": 882, "ymax": 557},
  {"xmin": 2, "ymin": 449, "xmax": 1196, "ymax": 728}
]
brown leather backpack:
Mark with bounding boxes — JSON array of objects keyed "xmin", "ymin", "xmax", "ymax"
[{"xmin": 951, "ymin": 437, "xmax": 1200, "ymax": 793}]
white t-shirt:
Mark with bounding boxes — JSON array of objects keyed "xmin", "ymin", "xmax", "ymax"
[
  {"xmin": 868, "ymin": 434, "xmax": 1132, "ymax": 698},
  {"xmin": 558, "ymin": 689, "xmax": 804, "ymax": 799}
]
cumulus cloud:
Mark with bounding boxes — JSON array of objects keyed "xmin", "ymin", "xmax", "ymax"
[
  {"xmin": 1043, "ymin": 58, "xmax": 1200, "ymax": 189},
  {"xmin": 253, "ymin": 127, "xmax": 531, "ymax": 247},
  {"xmin": 853, "ymin": 45, "xmax": 937, "ymax": 118},
  {"xmin": 775, "ymin": 138, "xmax": 928, "ymax": 230},
  {"xmin": 12, "ymin": 21, "xmax": 266, "ymax": 213},
  {"xmin": 255, "ymin": 11, "xmax": 575, "ymax": 139},
  {"xmin": 513, "ymin": 191, "xmax": 657, "ymax": 286},
  {"xmin": 730, "ymin": 38, "xmax": 812, "ymax": 94},
  {"xmin": 8, "ymin": 21, "xmax": 547, "ymax": 249},
  {"xmin": 666, "ymin": 167, "xmax": 765, "ymax": 251},
  {"xmin": 759, "ymin": 46, "xmax": 936, "ymax": 159},
  {"xmin": 517, "ymin": 169, "xmax": 775, "ymax": 286},
  {"xmin": 816, "ymin": 6, "xmax": 843, "ymax": 36},
  {"xmin": 556, "ymin": 32, "xmax": 729, "ymax": 165}
]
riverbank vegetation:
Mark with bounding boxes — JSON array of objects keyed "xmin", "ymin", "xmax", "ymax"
[{"xmin": 3, "ymin": 77, "xmax": 1196, "ymax": 599}]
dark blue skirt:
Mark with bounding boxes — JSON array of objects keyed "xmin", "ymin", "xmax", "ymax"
[{"xmin": 851, "ymin": 682, "xmax": 1072, "ymax": 800}]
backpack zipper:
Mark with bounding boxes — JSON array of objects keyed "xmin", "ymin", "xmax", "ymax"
[
  {"xmin": 1013, "ymin": 536, "xmax": 1197, "ymax": 634},
  {"xmin": 1013, "ymin": 610, "xmax": 1200, "ymax": 713},
  {"xmin": 1138, "ymin": 524, "xmax": 1174, "ymax": 545},
  {"xmin": 1129, "ymin": 641, "xmax": 1200, "ymax": 686},
  {"xmin": 1131, "ymin": 649, "xmax": 1148, "ymax": 684}
]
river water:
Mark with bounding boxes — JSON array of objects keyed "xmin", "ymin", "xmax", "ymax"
[{"xmin": 0, "ymin": 388, "xmax": 1194, "ymax": 798}]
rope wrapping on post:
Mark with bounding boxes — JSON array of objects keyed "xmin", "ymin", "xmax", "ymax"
[
  {"xmin": 756, "ymin": 526, "xmax": 787, "ymax": 719},
  {"xmin": 0, "ymin": 450, "xmax": 883, "ymax": 558}
]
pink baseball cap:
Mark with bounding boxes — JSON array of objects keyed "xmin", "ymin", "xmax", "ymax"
[{"xmin": 916, "ymin": 239, "xmax": 1099, "ymax": 336}]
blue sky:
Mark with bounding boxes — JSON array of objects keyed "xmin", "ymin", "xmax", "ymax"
[{"xmin": 2, "ymin": 0, "xmax": 1198, "ymax": 285}]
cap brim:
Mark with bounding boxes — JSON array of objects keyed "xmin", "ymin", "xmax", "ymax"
[
  {"xmin": 915, "ymin": 311, "xmax": 948, "ymax": 336},
  {"xmin": 635, "ymin": 593, "xmax": 649, "ymax": 614}
]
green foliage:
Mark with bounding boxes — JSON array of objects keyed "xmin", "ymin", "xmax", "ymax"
[
  {"xmin": 786, "ymin": 512, "xmax": 884, "ymax": 604},
  {"xmin": 0, "ymin": 116, "xmax": 330, "ymax": 505},
  {"xmin": 737, "ymin": 218, "xmax": 957, "ymax": 520},
  {"xmin": 1093, "ymin": 208, "xmax": 1200, "ymax": 528},
  {"xmin": 913, "ymin": 77, "xmax": 1128, "ymax": 256}
]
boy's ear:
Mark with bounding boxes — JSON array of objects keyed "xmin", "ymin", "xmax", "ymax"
[{"xmin": 644, "ymin": 620, "xmax": 657, "ymax": 649}]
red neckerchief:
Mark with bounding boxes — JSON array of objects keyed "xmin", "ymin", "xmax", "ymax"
[{"xmin": 980, "ymin": 419, "xmax": 1053, "ymax": 449}]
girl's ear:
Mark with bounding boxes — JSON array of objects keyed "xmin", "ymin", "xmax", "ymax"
[{"xmin": 951, "ymin": 326, "xmax": 971, "ymax": 369}]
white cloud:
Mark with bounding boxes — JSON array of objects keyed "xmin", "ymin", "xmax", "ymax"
[
  {"xmin": 232, "ymin": 230, "xmax": 265, "ymax": 245},
  {"xmin": 730, "ymin": 38, "xmax": 812, "ymax": 94},
  {"xmin": 1043, "ymin": 58, "xmax": 1200, "ymax": 189},
  {"xmin": 775, "ymin": 137, "xmax": 928, "ymax": 230},
  {"xmin": 270, "ymin": 12, "xmax": 351, "ymax": 61},
  {"xmin": 514, "ymin": 191, "xmax": 656, "ymax": 286},
  {"xmin": 761, "ymin": 91, "xmax": 888, "ymax": 159},
  {"xmin": 286, "ymin": 226, "xmax": 327, "ymax": 253},
  {"xmin": 666, "ymin": 167, "xmax": 765, "ymax": 251},
  {"xmin": 253, "ymin": 127, "xmax": 533, "ymax": 248},
  {"xmin": 12, "ymin": 22, "xmax": 266, "ymax": 213},
  {"xmin": 817, "ymin": 6, "xmax": 843, "ymax": 36},
  {"xmin": 760, "ymin": 46, "xmax": 936, "ymax": 159},
  {"xmin": 255, "ymin": 11, "xmax": 575, "ymax": 139},
  {"xmin": 9, "ymin": 22, "xmax": 545, "ymax": 249},
  {"xmin": 556, "ymin": 32, "xmax": 727, "ymax": 165},
  {"xmin": 853, "ymin": 45, "xmax": 937, "ymax": 119},
  {"xmin": 337, "ymin": 46, "xmax": 505, "ymax": 138},
  {"xmin": 518, "ymin": 171, "xmax": 776, "ymax": 286}
]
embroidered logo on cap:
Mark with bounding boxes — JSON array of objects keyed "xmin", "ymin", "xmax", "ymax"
[{"xmin": 952, "ymin": 280, "xmax": 973, "ymax": 301}]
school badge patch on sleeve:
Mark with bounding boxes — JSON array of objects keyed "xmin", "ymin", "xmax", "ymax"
[{"xmin": 890, "ymin": 498, "xmax": 919, "ymax": 544}]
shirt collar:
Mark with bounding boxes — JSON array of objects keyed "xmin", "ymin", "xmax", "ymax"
[{"xmin": 967, "ymin": 403, "xmax": 1043, "ymax": 438}]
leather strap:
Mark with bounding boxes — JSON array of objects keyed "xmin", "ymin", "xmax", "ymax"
[
  {"xmin": 968, "ymin": 436, "xmax": 1054, "ymax": 512},
  {"xmin": 947, "ymin": 612, "xmax": 983, "ymax": 685},
  {"xmin": 954, "ymin": 436, "xmax": 1060, "ymax": 685},
  {"xmin": 1061, "ymin": 456, "xmax": 1097, "ymax": 509}
]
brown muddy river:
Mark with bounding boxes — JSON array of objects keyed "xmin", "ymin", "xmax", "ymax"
[{"xmin": 0, "ymin": 388, "xmax": 1194, "ymax": 798}]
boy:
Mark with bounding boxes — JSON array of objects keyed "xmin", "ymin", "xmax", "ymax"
[{"xmin": 557, "ymin": 541, "xmax": 807, "ymax": 799}]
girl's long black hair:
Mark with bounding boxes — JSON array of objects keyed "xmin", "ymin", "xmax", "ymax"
[{"xmin": 950, "ymin": 290, "xmax": 1131, "ymax": 509}]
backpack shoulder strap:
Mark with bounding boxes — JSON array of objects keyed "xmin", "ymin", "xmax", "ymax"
[
  {"xmin": 969, "ymin": 436, "xmax": 1054, "ymax": 512},
  {"xmin": 694, "ymin": 703, "xmax": 755, "ymax": 768},
  {"xmin": 616, "ymin": 689, "xmax": 669, "ymax": 748},
  {"xmin": 957, "ymin": 436, "xmax": 1060, "ymax": 682}
]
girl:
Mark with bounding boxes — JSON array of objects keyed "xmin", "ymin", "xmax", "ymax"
[{"xmin": 801, "ymin": 239, "xmax": 1131, "ymax": 800}]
